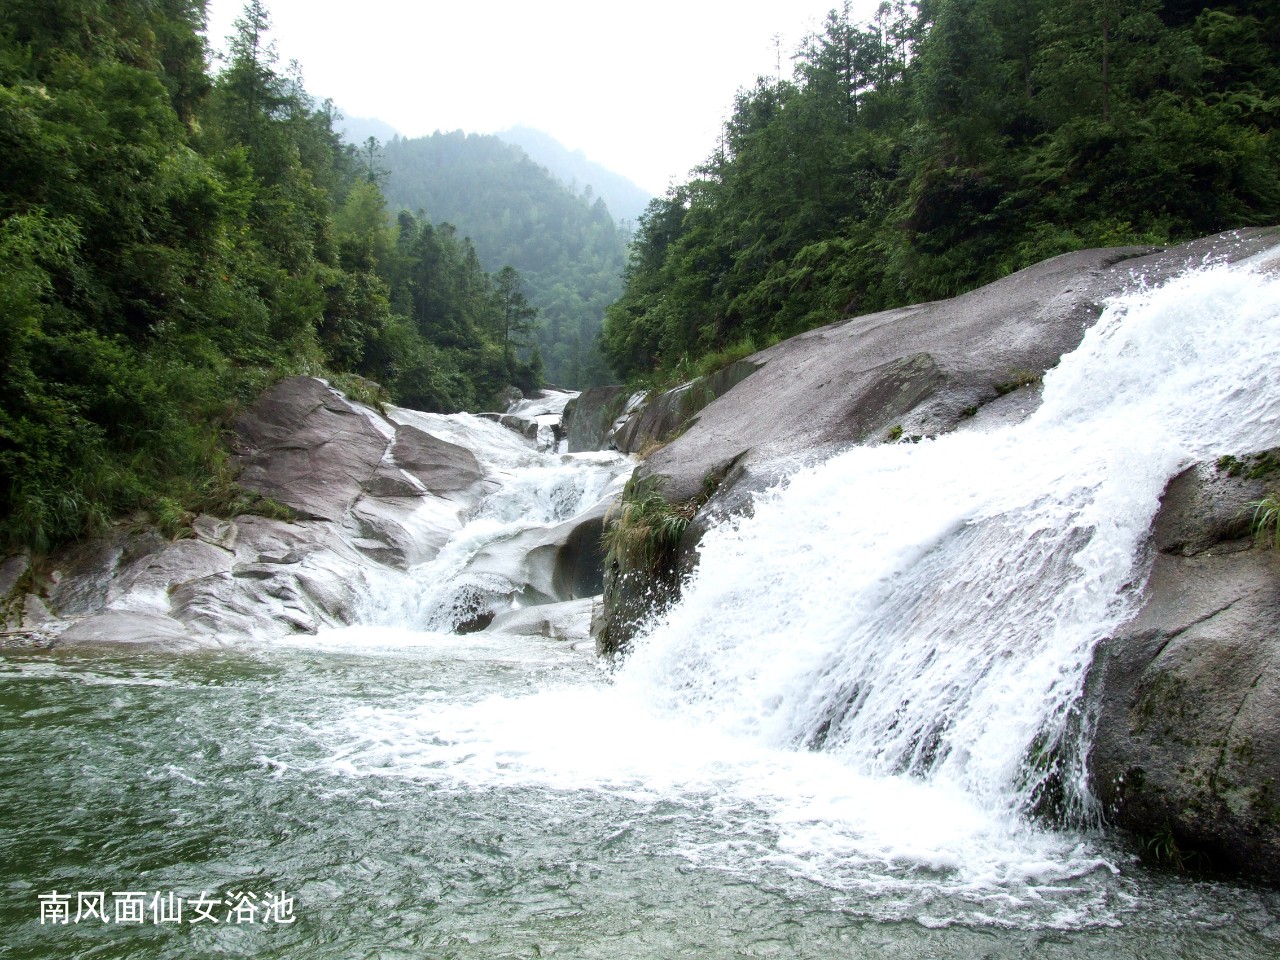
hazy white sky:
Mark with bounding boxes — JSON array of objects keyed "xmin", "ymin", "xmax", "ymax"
[{"xmin": 203, "ymin": 0, "xmax": 878, "ymax": 196}]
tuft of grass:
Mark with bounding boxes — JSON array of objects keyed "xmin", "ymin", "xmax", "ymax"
[
  {"xmin": 884, "ymin": 425, "xmax": 923, "ymax": 444},
  {"xmin": 1139, "ymin": 823, "xmax": 1206, "ymax": 873},
  {"xmin": 329, "ymin": 373, "xmax": 390, "ymax": 413},
  {"xmin": 994, "ymin": 368, "xmax": 1042, "ymax": 396},
  {"xmin": 634, "ymin": 436, "xmax": 670, "ymax": 461},
  {"xmin": 603, "ymin": 466, "xmax": 727, "ymax": 578},
  {"xmin": 1143, "ymin": 825, "xmax": 1186, "ymax": 871},
  {"xmin": 1250, "ymin": 492, "xmax": 1280, "ymax": 549},
  {"xmin": 691, "ymin": 337, "xmax": 761, "ymax": 380},
  {"xmin": 153, "ymin": 497, "xmax": 195, "ymax": 540},
  {"xmin": 603, "ymin": 474, "xmax": 700, "ymax": 576},
  {"xmin": 630, "ymin": 335, "xmax": 771, "ymax": 396}
]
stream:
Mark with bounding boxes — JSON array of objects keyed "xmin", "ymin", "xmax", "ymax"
[{"xmin": 4, "ymin": 263, "xmax": 1280, "ymax": 958}]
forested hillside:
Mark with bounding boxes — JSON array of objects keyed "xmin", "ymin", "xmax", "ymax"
[
  {"xmin": 0, "ymin": 0, "xmax": 541, "ymax": 551},
  {"xmin": 602, "ymin": 0, "xmax": 1280, "ymax": 381},
  {"xmin": 497, "ymin": 126, "xmax": 653, "ymax": 225},
  {"xmin": 381, "ymin": 132, "xmax": 630, "ymax": 387}
]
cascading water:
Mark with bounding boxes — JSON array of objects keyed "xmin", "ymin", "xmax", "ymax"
[
  {"xmin": 617, "ymin": 258, "xmax": 1280, "ymax": 825},
  {"xmin": 352, "ymin": 408, "xmax": 631, "ymax": 631},
  {"xmin": 313, "ymin": 261, "xmax": 1280, "ymax": 910},
  {"xmin": 6, "ymin": 262, "xmax": 1280, "ymax": 958},
  {"xmin": 378, "ymin": 455, "xmax": 625, "ymax": 631}
]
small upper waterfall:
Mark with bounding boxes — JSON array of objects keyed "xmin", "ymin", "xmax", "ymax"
[
  {"xmin": 615, "ymin": 260, "xmax": 1280, "ymax": 822},
  {"xmin": 357, "ymin": 407, "xmax": 631, "ymax": 632}
]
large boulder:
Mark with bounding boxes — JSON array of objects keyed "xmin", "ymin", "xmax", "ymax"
[
  {"xmin": 57, "ymin": 610, "xmax": 201, "ymax": 649},
  {"xmin": 381, "ymin": 424, "xmax": 484, "ymax": 495},
  {"xmin": 562, "ymin": 385, "xmax": 630, "ymax": 452},
  {"xmin": 346, "ymin": 423, "xmax": 485, "ymax": 567},
  {"xmin": 461, "ymin": 494, "xmax": 615, "ymax": 607},
  {"xmin": 486, "ymin": 597, "xmax": 596, "ymax": 650},
  {"xmin": 232, "ymin": 377, "xmax": 393, "ymax": 521},
  {"xmin": 165, "ymin": 515, "xmax": 375, "ymax": 640},
  {"xmin": 31, "ymin": 512, "xmax": 381, "ymax": 646},
  {"xmin": 1089, "ymin": 452, "xmax": 1280, "ymax": 879},
  {"xmin": 235, "ymin": 378, "xmax": 487, "ymax": 569},
  {"xmin": 612, "ymin": 360, "xmax": 761, "ymax": 455},
  {"xmin": 485, "ymin": 388, "xmax": 577, "ymax": 451}
]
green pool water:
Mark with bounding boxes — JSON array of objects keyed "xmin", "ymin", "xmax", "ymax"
[{"xmin": 1, "ymin": 634, "xmax": 1276, "ymax": 960}]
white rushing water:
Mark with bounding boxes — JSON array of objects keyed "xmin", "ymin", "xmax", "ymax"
[
  {"xmin": 344, "ymin": 407, "xmax": 632, "ymax": 630},
  {"xmin": 302, "ymin": 261, "xmax": 1280, "ymax": 922}
]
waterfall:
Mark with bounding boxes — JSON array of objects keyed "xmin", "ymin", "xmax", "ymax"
[
  {"xmin": 302, "ymin": 259, "xmax": 1280, "ymax": 917},
  {"xmin": 615, "ymin": 260, "xmax": 1280, "ymax": 822},
  {"xmin": 352, "ymin": 406, "xmax": 632, "ymax": 631}
]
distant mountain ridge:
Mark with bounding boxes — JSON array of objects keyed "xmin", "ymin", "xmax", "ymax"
[
  {"xmin": 380, "ymin": 131, "xmax": 629, "ymax": 388},
  {"xmin": 497, "ymin": 126, "xmax": 653, "ymax": 225},
  {"xmin": 335, "ymin": 113, "xmax": 401, "ymax": 148}
]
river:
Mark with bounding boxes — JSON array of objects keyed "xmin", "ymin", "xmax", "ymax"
[{"xmin": 3, "ymin": 262, "xmax": 1280, "ymax": 957}]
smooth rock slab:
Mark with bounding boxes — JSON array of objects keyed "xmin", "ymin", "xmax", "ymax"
[
  {"xmin": 563, "ymin": 385, "xmax": 629, "ymax": 452},
  {"xmin": 234, "ymin": 377, "xmax": 392, "ymax": 521},
  {"xmin": 487, "ymin": 597, "xmax": 595, "ymax": 648},
  {"xmin": 57, "ymin": 610, "xmax": 208, "ymax": 649}
]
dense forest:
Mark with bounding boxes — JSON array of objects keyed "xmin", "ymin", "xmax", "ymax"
[
  {"xmin": 0, "ymin": 0, "xmax": 542, "ymax": 551},
  {"xmin": 602, "ymin": 0, "xmax": 1280, "ymax": 382},
  {"xmin": 496, "ymin": 125, "xmax": 653, "ymax": 225},
  {"xmin": 380, "ymin": 132, "xmax": 631, "ymax": 388}
]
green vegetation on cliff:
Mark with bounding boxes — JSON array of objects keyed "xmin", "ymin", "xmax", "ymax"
[
  {"xmin": 602, "ymin": 0, "xmax": 1280, "ymax": 382},
  {"xmin": 0, "ymin": 0, "xmax": 540, "ymax": 551}
]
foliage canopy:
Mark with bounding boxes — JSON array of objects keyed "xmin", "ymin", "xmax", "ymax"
[
  {"xmin": 601, "ymin": 0, "xmax": 1280, "ymax": 383},
  {"xmin": 0, "ymin": 0, "xmax": 542, "ymax": 550}
]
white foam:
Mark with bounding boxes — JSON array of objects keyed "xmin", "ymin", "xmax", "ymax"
[{"xmin": 310, "ymin": 263, "xmax": 1280, "ymax": 911}]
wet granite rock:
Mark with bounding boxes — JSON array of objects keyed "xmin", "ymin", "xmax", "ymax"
[
  {"xmin": 232, "ymin": 377, "xmax": 392, "ymax": 522},
  {"xmin": 612, "ymin": 360, "xmax": 761, "ymax": 456},
  {"xmin": 1089, "ymin": 453, "xmax": 1280, "ymax": 881},
  {"xmin": 463, "ymin": 494, "xmax": 616, "ymax": 607},
  {"xmin": 562, "ymin": 385, "xmax": 630, "ymax": 453}
]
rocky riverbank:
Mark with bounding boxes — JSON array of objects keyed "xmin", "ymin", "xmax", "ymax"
[{"xmin": 0, "ymin": 378, "xmax": 619, "ymax": 650}]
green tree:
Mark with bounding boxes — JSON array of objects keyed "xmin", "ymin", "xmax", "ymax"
[
  {"xmin": 493, "ymin": 265, "xmax": 539, "ymax": 361},
  {"xmin": 601, "ymin": 0, "xmax": 1280, "ymax": 387}
]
